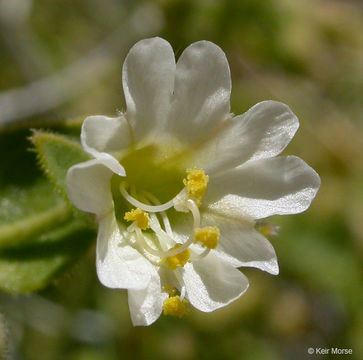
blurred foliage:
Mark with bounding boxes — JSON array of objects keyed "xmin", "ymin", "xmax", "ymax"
[
  {"xmin": 0, "ymin": 0, "xmax": 362, "ymax": 359},
  {"xmin": 0, "ymin": 127, "xmax": 95, "ymax": 294}
]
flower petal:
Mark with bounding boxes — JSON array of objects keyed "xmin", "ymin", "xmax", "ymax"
[
  {"xmin": 66, "ymin": 159, "xmax": 113, "ymax": 216},
  {"xmin": 128, "ymin": 270, "xmax": 168, "ymax": 326},
  {"xmin": 80, "ymin": 114, "xmax": 130, "ymax": 176},
  {"xmin": 202, "ymin": 101, "xmax": 299, "ymax": 174},
  {"xmin": 182, "ymin": 253, "xmax": 249, "ymax": 312},
  {"xmin": 167, "ymin": 41, "xmax": 231, "ymax": 142},
  {"xmin": 96, "ymin": 212, "xmax": 153, "ymax": 290},
  {"xmin": 122, "ymin": 37, "xmax": 175, "ymax": 141},
  {"xmin": 206, "ymin": 156, "xmax": 321, "ymax": 219},
  {"xmin": 202, "ymin": 212, "xmax": 279, "ymax": 275}
]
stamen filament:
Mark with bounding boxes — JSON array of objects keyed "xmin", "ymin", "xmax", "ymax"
[
  {"xmin": 116, "ymin": 235, "xmax": 161, "ymax": 267},
  {"xmin": 149, "ymin": 217, "xmax": 195, "ymax": 257},
  {"xmin": 174, "ymin": 270, "xmax": 186, "ymax": 301},
  {"xmin": 132, "ymin": 218, "xmax": 194, "ymax": 259},
  {"xmin": 127, "ymin": 222, "xmax": 137, "ymax": 232},
  {"xmin": 135, "ymin": 228, "xmax": 164, "ymax": 257},
  {"xmin": 148, "ymin": 214, "xmax": 173, "ymax": 250},
  {"xmin": 120, "ymin": 180, "xmax": 210, "ymax": 265},
  {"xmin": 186, "ymin": 199, "xmax": 201, "ymax": 229},
  {"xmin": 143, "ymin": 191, "xmax": 173, "ymax": 236},
  {"xmin": 191, "ymin": 248, "xmax": 211, "ymax": 261},
  {"xmin": 165, "ymin": 238, "xmax": 194, "ymax": 258},
  {"xmin": 120, "ymin": 183, "xmax": 179, "ymax": 212},
  {"xmin": 135, "ymin": 192, "xmax": 172, "ymax": 250}
]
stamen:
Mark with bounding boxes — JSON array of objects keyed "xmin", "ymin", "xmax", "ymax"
[
  {"xmin": 180, "ymin": 286, "xmax": 186, "ymax": 301},
  {"xmin": 120, "ymin": 182, "xmax": 178, "ymax": 212},
  {"xmin": 148, "ymin": 214, "xmax": 173, "ymax": 250},
  {"xmin": 194, "ymin": 226, "xmax": 220, "ymax": 249},
  {"xmin": 120, "ymin": 180, "xmax": 212, "ymax": 264},
  {"xmin": 173, "ymin": 188, "xmax": 189, "ymax": 213},
  {"xmin": 162, "ymin": 296, "xmax": 189, "ymax": 318},
  {"xmin": 135, "ymin": 228, "xmax": 163, "ymax": 257},
  {"xmin": 129, "ymin": 217, "xmax": 193, "ymax": 259},
  {"xmin": 183, "ymin": 168, "xmax": 209, "ymax": 206},
  {"xmin": 164, "ymin": 244, "xmax": 190, "ymax": 270},
  {"xmin": 186, "ymin": 199, "xmax": 201, "ymax": 229},
  {"xmin": 115, "ymin": 236, "xmax": 161, "ymax": 267},
  {"xmin": 190, "ymin": 248, "xmax": 211, "ymax": 261},
  {"xmin": 164, "ymin": 238, "xmax": 194, "ymax": 258},
  {"xmin": 135, "ymin": 192, "xmax": 173, "ymax": 251},
  {"xmin": 148, "ymin": 216, "xmax": 195, "ymax": 258},
  {"xmin": 174, "ymin": 269, "xmax": 186, "ymax": 301},
  {"xmin": 124, "ymin": 208, "xmax": 150, "ymax": 230},
  {"xmin": 126, "ymin": 222, "xmax": 137, "ymax": 233},
  {"xmin": 143, "ymin": 191, "xmax": 173, "ymax": 236}
]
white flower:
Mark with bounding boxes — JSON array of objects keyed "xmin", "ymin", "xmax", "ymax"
[{"xmin": 66, "ymin": 37, "xmax": 320, "ymax": 326}]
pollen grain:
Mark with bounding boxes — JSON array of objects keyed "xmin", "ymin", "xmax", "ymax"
[
  {"xmin": 124, "ymin": 208, "xmax": 150, "ymax": 230},
  {"xmin": 194, "ymin": 226, "xmax": 220, "ymax": 249},
  {"xmin": 163, "ymin": 296, "xmax": 189, "ymax": 318},
  {"xmin": 164, "ymin": 244, "xmax": 190, "ymax": 270},
  {"xmin": 183, "ymin": 168, "xmax": 209, "ymax": 205}
]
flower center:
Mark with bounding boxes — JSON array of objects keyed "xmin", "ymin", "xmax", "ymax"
[
  {"xmin": 116, "ymin": 162, "xmax": 220, "ymax": 318},
  {"xmin": 119, "ymin": 168, "xmax": 215, "ymax": 266}
]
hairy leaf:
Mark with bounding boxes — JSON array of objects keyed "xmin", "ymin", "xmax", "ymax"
[
  {"xmin": 31, "ymin": 131, "xmax": 90, "ymax": 197},
  {"xmin": 0, "ymin": 129, "xmax": 95, "ymax": 293}
]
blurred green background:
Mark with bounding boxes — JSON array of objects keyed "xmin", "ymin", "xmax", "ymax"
[{"xmin": 0, "ymin": 0, "xmax": 362, "ymax": 359}]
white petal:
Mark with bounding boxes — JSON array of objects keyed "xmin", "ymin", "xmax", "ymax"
[
  {"xmin": 96, "ymin": 212, "xmax": 153, "ymax": 290},
  {"xmin": 128, "ymin": 270, "xmax": 168, "ymax": 326},
  {"xmin": 203, "ymin": 212, "xmax": 279, "ymax": 275},
  {"xmin": 80, "ymin": 114, "xmax": 130, "ymax": 176},
  {"xmin": 182, "ymin": 253, "xmax": 249, "ymax": 312},
  {"xmin": 66, "ymin": 159, "xmax": 113, "ymax": 216},
  {"xmin": 122, "ymin": 37, "xmax": 175, "ymax": 141},
  {"xmin": 206, "ymin": 156, "xmax": 321, "ymax": 219},
  {"xmin": 204, "ymin": 101, "xmax": 299, "ymax": 174},
  {"xmin": 167, "ymin": 41, "xmax": 231, "ymax": 142}
]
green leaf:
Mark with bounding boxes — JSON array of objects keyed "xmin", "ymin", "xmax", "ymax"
[
  {"xmin": 0, "ymin": 218, "xmax": 95, "ymax": 293},
  {"xmin": 0, "ymin": 199, "xmax": 71, "ymax": 248},
  {"xmin": 0, "ymin": 130, "xmax": 71, "ymax": 247},
  {"xmin": 0, "ymin": 129, "xmax": 95, "ymax": 293},
  {"xmin": 31, "ymin": 131, "xmax": 90, "ymax": 197}
]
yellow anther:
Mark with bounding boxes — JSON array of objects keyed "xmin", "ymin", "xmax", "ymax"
[
  {"xmin": 164, "ymin": 244, "xmax": 190, "ymax": 270},
  {"xmin": 194, "ymin": 226, "xmax": 220, "ymax": 249},
  {"xmin": 162, "ymin": 285, "xmax": 177, "ymax": 296},
  {"xmin": 183, "ymin": 168, "xmax": 209, "ymax": 205},
  {"xmin": 124, "ymin": 208, "xmax": 150, "ymax": 230},
  {"xmin": 163, "ymin": 296, "xmax": 189, "ymax": 318}
]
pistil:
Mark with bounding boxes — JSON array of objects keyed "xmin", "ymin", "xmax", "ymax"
[{"xmin": 120, "ymin": 182, "xmax": 180, "ymax": 213}]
